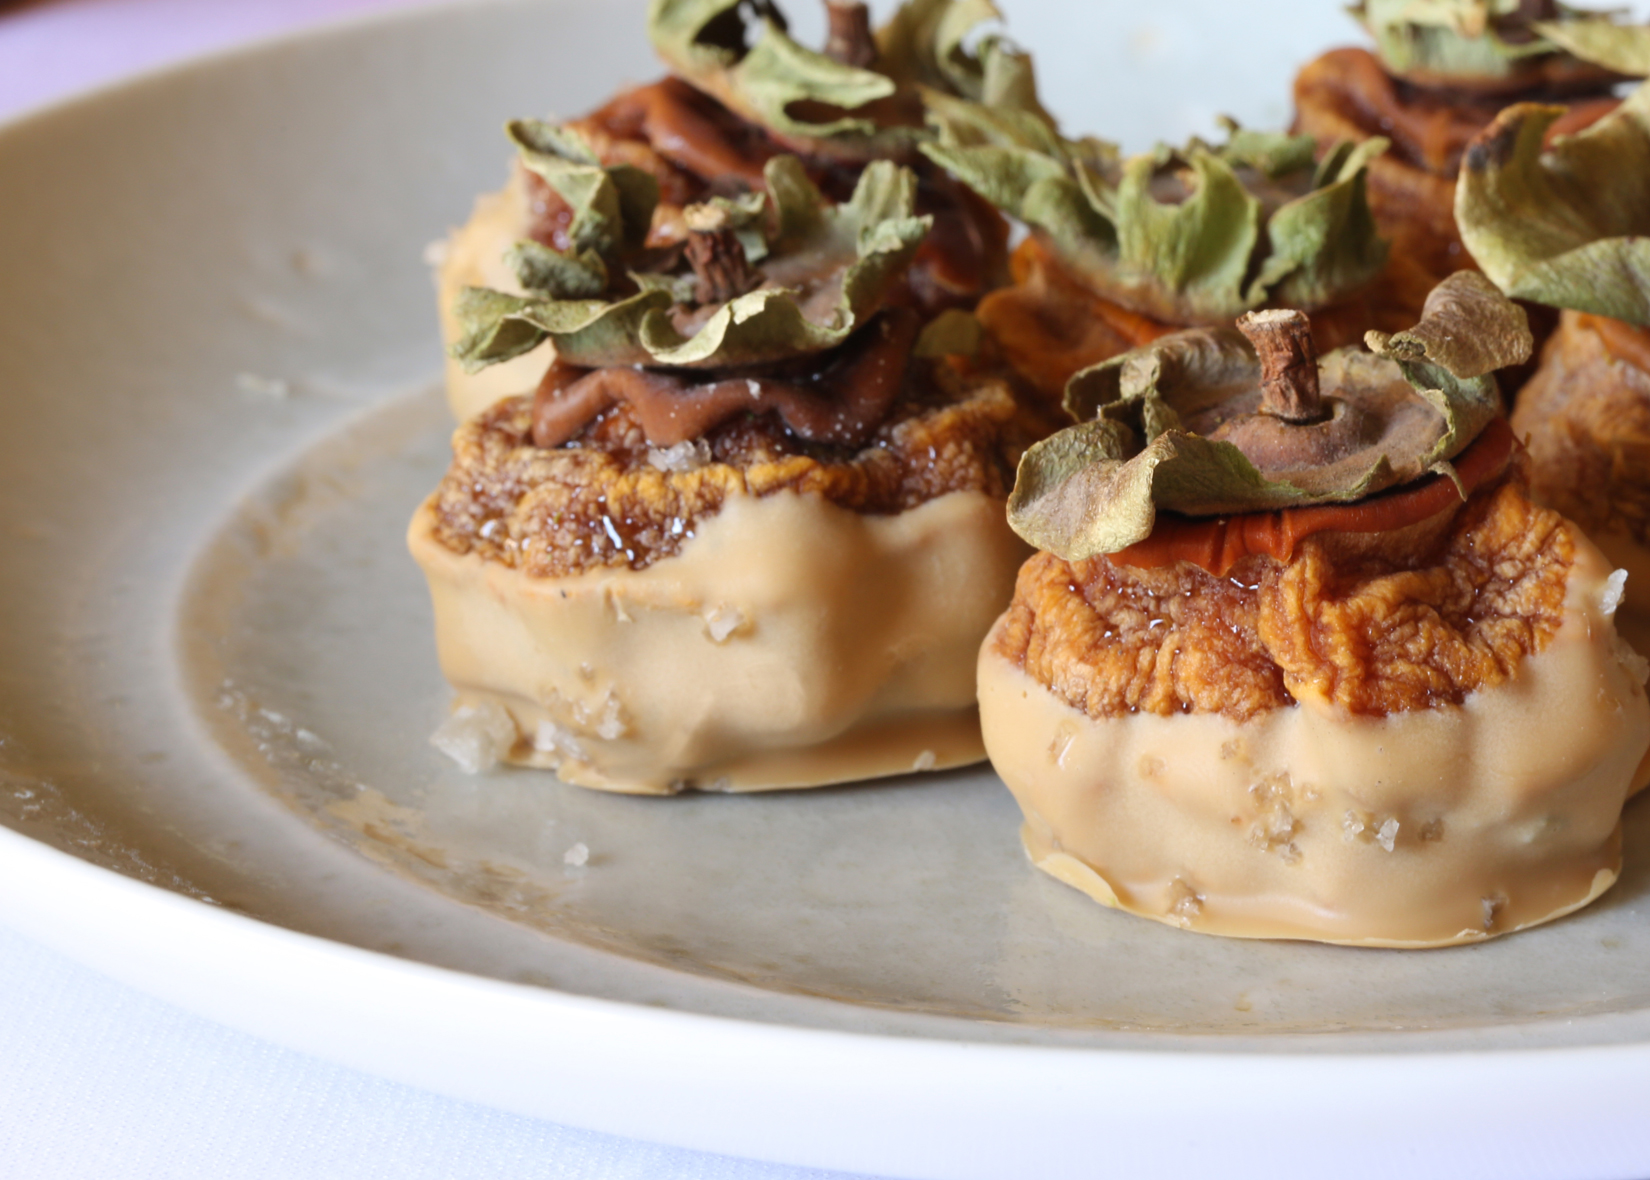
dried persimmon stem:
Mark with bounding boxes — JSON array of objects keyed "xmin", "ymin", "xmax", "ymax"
[
  {"xmin": 1236, "ymin": 309, "xmax": 1324, "ymax": 423},
  {"xmin": 824, "ymin": 1, "xmax": 876, "ymax": 67},
  {"xmin": 683, "ymin": 203, "xmax": 759, "ymax": 305}
]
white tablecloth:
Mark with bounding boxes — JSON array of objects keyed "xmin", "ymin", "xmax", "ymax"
[{"xmin": 0, "ymin": 3, "xmax": 874, "ymax": 1176}]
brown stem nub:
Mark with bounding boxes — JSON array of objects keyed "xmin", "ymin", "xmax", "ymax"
[
  {"xmin": 1236, "ymin": 309, "xmax": 1324, "ymax": 424},
  {"xmin": 824, "ymin": 1, "xmax": 877, "ymax": 67},
  {"xmin": 683, "ymin": 203, "xmax": 759, "ymax": 305}
]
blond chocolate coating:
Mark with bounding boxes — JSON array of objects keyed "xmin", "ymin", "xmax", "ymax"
[{"xmin": 411, "ymin": 486, "xmax": 1027, "ymax": 793}]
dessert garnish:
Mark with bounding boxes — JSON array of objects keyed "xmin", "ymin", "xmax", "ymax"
[
  {"xmin": 647, "ymin": 0, "xmax": 1047, "ymax": 161},
  {"xmin": 451, "ymin": 138, "xmax": 929, "ymax": 377},
  {"xmin": 974, "ymin": 272, "xmax": 1647, "ymax": 947},
  {"xmin": 920, "ymin": 111, "xmax": 1391, "ymax": 326},
  {"xmin": 1356, "ymin": 0, "xmax": 1647, "ymax": 94},
  {"xmin": 1006, "ymin": 270, "xmax": 1532, "ymax": 562},
  {"xmin": 1456, "ymin": 79, "xmax": 1650, "ymax": 325}
]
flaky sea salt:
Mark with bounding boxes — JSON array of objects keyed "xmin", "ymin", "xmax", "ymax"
[
  {"xmin": 430, "ymin": 702, "xmax": 517, "ymax": 774},
  {"xmin": 704, "ymin": 605, "xmax": 746, "ymax": 642},
  {"xmin": 533, "ymin": 719, "xmax": 587, "ymax": 762},
  {"xmin": 563, "ymin": 841, "xmax": 590, "ymax": 867},
  {"xmin": 646, "ymin": 439, "xmax": 711, "ymax": 472},
  {"xmin": 1376, "ymin": 817, "xmax": 1400, "ymax": 852},
  {"xmin": 1602, "ymin": 569, "xmax": 1629, "ymax": 617},
  {"xmin": 912, "ymin": 749, "xmax": 937, "ymax": 772},
  {"xmin": 1169, "ymin": 878, "xmax": 1204, "ymax": 925}
]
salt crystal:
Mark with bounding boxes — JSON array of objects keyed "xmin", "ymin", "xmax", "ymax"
[
  {"xmin": 592, "ymin": 693, "xmax": 626, "ymax": 741},
  {"xmin": 912, "ymin": 749, "xmax": 937, "ymax": 772},
  {"xmin": 1169, "ymin": 878, "xmax": 1203, "ymax": 925},
  {"xmin": 704, "ymin": 605, "xmax": 745, "ymax": 642},
  {"xmin": 563, "ymin": 842, "xmax": 590, "ymax": 867},
  {"xmin": 533, "ymin": 719, "xmax": 586, "ymax": 762},
  {"xmin": 1602, "ymin": 569, "xmax": 1629, "ymax": 617},
  {"xmin": 1376, "ymin": 817, "xmax": 1400, "ymax": 852},
  {"xmin": 430, "ymin": 702, "xmax": 517, "ymax": 774},
  {"xmin": 647, "ymin": 439, "xmax": 711, "ymax": 472}
]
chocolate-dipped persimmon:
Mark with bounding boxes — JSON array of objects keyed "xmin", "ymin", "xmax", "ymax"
[
  {"xmin": 977, "ymin": 273, "xmax": 1650, "ymax": 945},
  {"xmin": 412, "ymin": 157, "xmax": 1030, "ymax": 793}
]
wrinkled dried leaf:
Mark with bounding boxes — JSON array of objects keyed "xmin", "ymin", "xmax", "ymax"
[
  {"xmin": 507, "ymin": 241, "xmax": 609, "ymax": 299},
  {"xmin": 649, "ymin": 0, "xmax": 897, "ymax": 142},
  {"xmin": 508, "ymin": 120, "xmax": 660, "ymax": 259},
  {"xmin": 1009, "ymin": 278, "xmax": 1514, "ymax": 560},
  {"xmin": 1358, "ymin": 0, "xmax": 1563, "ymax": 79},
  {"xmin": 1456, "ymin": 84, "xmax": 1650, "ymax": 325},
  {"xmin": 1533, "ymin": 18, "xmax": 1650, "ymax": 76},
  {"xmin": 451, "ymin": 287, "xmax": 672, "ymax": 372},
  {"xmin": 1365, "ymin": 270, "xmax": 1533, "ymax": 377},
  {"xmin": 1357, "ymin": 0, "xmax": 1650, "ymax": 80},
  {"xmin": 452, "ymin": 156, "xmax": 931, "ymax": 371},
  {"xmin": 921, "ymin": 109, "xmax": 1388, "ymax": 323},
  {"xmin": 876, "ymin": 0, "xmax": 1050, "ymax": 120},
  {"xmin": 647, "ymin": 0, "xmax": 1045, "ymax": 155}
]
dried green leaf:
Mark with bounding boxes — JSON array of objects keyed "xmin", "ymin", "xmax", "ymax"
[
  {"xmin": 1365, "ymin": 269, "xmax": 1533, "ymax": 377},
  {"xmin": 876, "ymin": 0, "xmax": 1051, "ymax": 120},
  {"xmin": 1357, "ymin": 0, "xmax": 1557, "ymax": 80},
  {"xmin": 1009, "ymin": 276, "xmax": 1516, "ymax": 560},
  {"xmin": 764, "ymin": 153, "xmax": 827, "ymax": 244},
  {"xmin": 648, "ymin": 0, "xmax": 899, "ymax": 145},
  {"xmin": 1261, "ymin": 137, "xmax": 1390, "ymax": 310},
  {"xmin": 451, "ymin": 287, "xmax": 673, "ymax": 372},
  {"xmin": 507, "ymin": 120, "xmax": 660, "ymax": 258},
  {"xmin": 1111, "ymin": 147, "xmax": 1262, "ymax": 323},
  {"xmin": 921, "ymin": 107, "xmax": 1388, "ymax": 323},
  {"xmin": 1456, "ymin": 84, "xmax": 1650, "ymax": 325},
  {"xmin": 648, "ymin": 0, "xmax": 1047, "ymax": 156},
  {"xmin": 506, "ymin": 241, "xmax": 609, "ymax": 299},
  {"xmin": 1207, "ymin": 117, "xmax": 1319, "ymax": 179},
  {"xmin": 450, "ymin": 155, "xmax": 931, "ymax": 372},
  {"xmin": 1357, "ymin": 0, "xmax": 1650, "ymax": 81},
  {"xmin": 1533, "ymin": 17, "xmax": 1650, "ymax": 76}
]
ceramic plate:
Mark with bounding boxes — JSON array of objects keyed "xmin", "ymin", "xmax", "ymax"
[{"xmin": 3, "ymin": 1, "xmax": 1650, "ymax": 1176}]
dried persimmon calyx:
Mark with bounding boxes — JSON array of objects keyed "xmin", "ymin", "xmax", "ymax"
[
  {"xmin": 647, "ymin": 0, "xmax": 1048, "ymax": 158},
  {"xmin": 450, "ymin": 151, "xmax": 932, "ymax": 373},
  {"xmin": 1007, "ymin": 271, "xmax": 1531, "ymax": 561},
  {"xmin": 919, "ymin": 100, "xmax": 1391, "ymax": 325},
  {"xmin": 1455, "ymin": 81, "xmax": 1650, "ymax": 327},
  {"xmin": 1355, "ymin": 0, "xmax": 1650, "ymax": 89}
]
